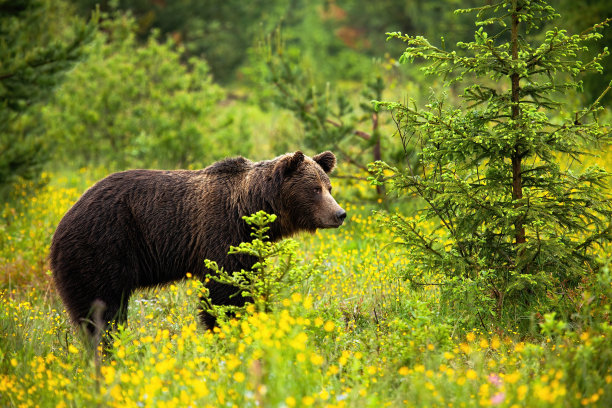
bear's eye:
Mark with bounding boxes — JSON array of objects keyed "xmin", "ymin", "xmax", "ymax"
[{"xmin": 314, "ymin": 187, "xmax": 322, "ymax": 194}]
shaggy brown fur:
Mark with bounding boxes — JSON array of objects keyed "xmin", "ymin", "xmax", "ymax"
[{"xmin": 49, "ymin": 151, "xmax": 345, "ymax": 334}]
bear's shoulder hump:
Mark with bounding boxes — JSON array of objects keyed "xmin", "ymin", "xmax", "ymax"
[{"xmin": 203, "ymin": 157, "xmax": 251, "ymax": 176}]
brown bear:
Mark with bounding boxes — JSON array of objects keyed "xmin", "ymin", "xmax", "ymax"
[{"xmin": 49, "ymin": 151, "xmax": 346, "ymax": 335}]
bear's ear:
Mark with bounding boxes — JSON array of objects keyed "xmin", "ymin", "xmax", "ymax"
[
  {"xmin": 286, "ymin": 151, "xmax": 305, "ymax": 174},
  {"xmin": 274, "ymin": 151, "xmax": 305, "ymax": 180},
  {"xmin": 313, "ymin": 151, "xmax": 336, "ymax": 173}
]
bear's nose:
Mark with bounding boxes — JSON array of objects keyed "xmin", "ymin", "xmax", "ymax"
[{"xmin": 336, "ymin": 209, "xmax": 347, "ymax": 222}]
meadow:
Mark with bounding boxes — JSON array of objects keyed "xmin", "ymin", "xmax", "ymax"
[
  {"xmin": 1, "ymin": 162, "xmax": 610, "ymax": 408},
  {"xmin": 3, "ymin": 0, "xmax": 612, "ymax": 406}
]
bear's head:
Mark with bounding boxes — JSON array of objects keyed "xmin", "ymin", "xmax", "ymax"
[{"xmin": 274, "ymin": 151, "xmax": 346, "ymax": 233}]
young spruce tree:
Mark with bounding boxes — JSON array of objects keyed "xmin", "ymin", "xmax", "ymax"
[{"xmin": 370, "ymin": 0, "xmax": 611, "ymax": 330}]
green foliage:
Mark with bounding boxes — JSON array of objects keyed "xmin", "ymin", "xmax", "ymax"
[
  {"xmin": 555, "ymin": 0, "xmax": 612, "ymax": 105},
  {"xmin": 0, "ymin": 0, "xmax": 96, "ymax": 200},
  {"xmin": 265, "ymin": 39, "xmax": 378, "ymax": 160},
  {"xmin": 70, "ymin": 0, "xmax": 289, "ymax": 83},
  {"xmin": 70, "ymin": 1, "xmax": 490, "ymax": 84},
  {"xmin": 327, "ymin": 0, "xmax": 482, "ymax": 59},
  {"xmin": 41, "ymin": 9, "xmax": 248, "ymax": 170},
  {"xmin": 538, "ymin": 296, "xmax": 612, "ymax": 400},
  {"xmin": 259, "ymin": 30, "xmax": 413, "ymax": 200},
  {"xmin": 371, "ymin": 0, "xmax": 612, "ymax": 331},
  {"xmin": 202, "ymin": 211, "xmax": 319, "ymax": 319}
]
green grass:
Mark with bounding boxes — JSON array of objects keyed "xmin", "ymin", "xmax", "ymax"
[{"xmin": 1, "ymin": 171, "xmax": 611, "ymax": 407}]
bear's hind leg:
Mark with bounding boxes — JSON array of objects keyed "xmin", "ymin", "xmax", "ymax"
[
  {"xmin": 76, "ymin": 292, "xmax": 131, "ymax": 346},
  {"xmin": 102, "ymin": 292, "xmax": 130, "ymax": 332}
]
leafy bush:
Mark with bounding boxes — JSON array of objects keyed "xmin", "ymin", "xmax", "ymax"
[
  {"xmin": 42, "ymin": 9, "xmax": 248, "ymax": 170},
  {"xmin": 72, "ymin": 0, "xmax": 290, "ymax": 83},
  {"xmin": 370, "ymin": 1, "xmax": 612, "ymax": 331}
]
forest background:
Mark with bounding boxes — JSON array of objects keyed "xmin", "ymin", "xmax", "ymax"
[
  {"xmin": 1, "ymin": 0, "xmax": 611, "ymax": 407},
  {"xmin": 5, "ymin": 0, "xmax": 610, "ymax": 184}
]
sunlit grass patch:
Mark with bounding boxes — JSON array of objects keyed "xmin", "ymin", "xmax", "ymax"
[{"xmin": 0, "ymin": 169, "xmax": 105, "ymax": 290}]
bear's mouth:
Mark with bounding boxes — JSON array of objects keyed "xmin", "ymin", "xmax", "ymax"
[{"xmin": 319, "ymin": 217, "xmax": 346, "ymax": 229}]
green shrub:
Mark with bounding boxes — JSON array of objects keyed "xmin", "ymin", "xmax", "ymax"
[{"xmin": 42, "ymin": 9, "xmax": 248, "ymax": 170}]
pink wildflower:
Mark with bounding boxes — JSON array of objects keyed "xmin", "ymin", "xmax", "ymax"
[
  {"xmin": 491, "ymin": 392, "xmax": 506, "ymax": 405},
  {"xmin": 488, "ymin": 373, "xmax": 502, "ymax": 387}
]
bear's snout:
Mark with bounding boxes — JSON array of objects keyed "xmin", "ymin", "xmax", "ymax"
[
  {"xmin": 336, "ymin": 209, "xmax": 347, "ymax": 224},
  {"xmin": 320, "ymin": 207, "xmax": 346, "ymax": 228},
  {"xmin": 317, "ymin": 189, "xmax": 346, "ymax": 229}
]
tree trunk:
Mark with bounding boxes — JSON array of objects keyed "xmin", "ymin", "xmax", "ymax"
[{"xmin": 511, "ymin": 1, "xmax": 526, "ymax": 246}]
